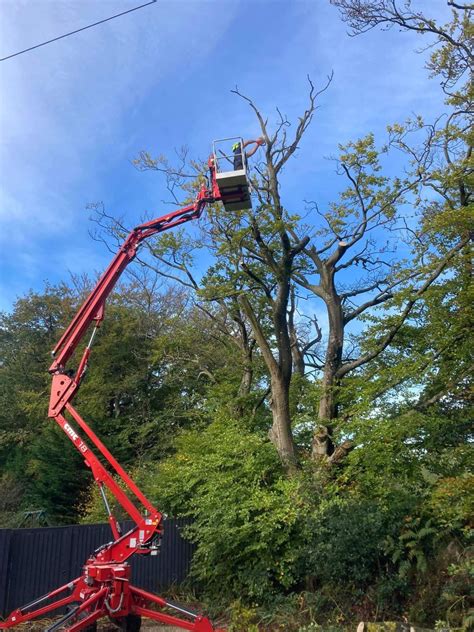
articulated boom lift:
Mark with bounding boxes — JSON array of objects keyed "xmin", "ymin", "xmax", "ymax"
[{"xmin": 0, "ymin": 142, "xmax": 255, "ymax": 632}]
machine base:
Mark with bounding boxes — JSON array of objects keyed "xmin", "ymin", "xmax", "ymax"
[{"xmin": 0, "ymin": 562, "xmax": 224, "ymax": 631}]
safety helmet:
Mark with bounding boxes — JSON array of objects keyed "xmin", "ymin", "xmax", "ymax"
[{"xmin": 232, "ymin": 142, "xmax": 241, "ymax": 152}]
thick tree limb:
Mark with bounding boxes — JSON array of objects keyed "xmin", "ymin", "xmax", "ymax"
[
  {"xmin": 238, "ymin": 294, "xmax": 279, "ymax": 376},
  {"xmin": 336, "ymin": 236, "xmax": 470, "ymax": 378}
]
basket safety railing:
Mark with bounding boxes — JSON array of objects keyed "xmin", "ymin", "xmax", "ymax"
[{"xmin": 212, "ymin": 137, "xmax": 247, "ymax": 174}]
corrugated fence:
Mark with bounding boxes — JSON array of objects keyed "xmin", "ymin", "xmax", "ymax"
[{"xmin": 0, "ymin": 519, "xmax": 194, "ymax": 617}]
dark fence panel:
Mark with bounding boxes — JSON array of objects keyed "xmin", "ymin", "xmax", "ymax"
[
  {"xmin": 0, "ymin": 530, "xmax": 12, "ymax": 619},
  {"xmin": 0, "ymin": 519, "xmax": 193, "ymax": 617}
]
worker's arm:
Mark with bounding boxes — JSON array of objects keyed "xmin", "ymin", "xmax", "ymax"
[{"xmin": 243, "ymin": 137, "xmax": 265, "ymax": 158}]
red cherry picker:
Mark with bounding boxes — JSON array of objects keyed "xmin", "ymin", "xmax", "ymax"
[{"xmin": 0, "ymin": 138, "xmax": 262, "ymax": 632}]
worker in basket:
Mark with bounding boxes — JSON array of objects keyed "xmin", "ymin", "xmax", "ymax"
[{"xmin": 233, "ymin": 137, "xmax": 265, "ymax": 170}]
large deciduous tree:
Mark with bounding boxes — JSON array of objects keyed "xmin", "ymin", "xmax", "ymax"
[{"xmin": 90, "ymin": 2, "xmax": 471, "ymax": 469}]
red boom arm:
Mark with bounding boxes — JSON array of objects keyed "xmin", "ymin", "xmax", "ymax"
[
  {"xmin": 48, "ymin": 162, "xmax": 220, "ymax": 553},
  {"xmin": 0, "ymin": 157, "xmax": 226, "ymax": 631}
]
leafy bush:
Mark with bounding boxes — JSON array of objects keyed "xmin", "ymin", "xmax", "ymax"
[
  {"xmin": 306, "ymin": 497, "xmax": 399, "ymax": 587},
  {"xmin": 143, "ymin": 416, "xmax": 310, "ymax": 604}
]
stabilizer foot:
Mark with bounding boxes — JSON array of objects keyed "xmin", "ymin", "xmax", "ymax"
[{"xmin": 0, "ymin": 574, "xmax": 225, "ymax": 631}]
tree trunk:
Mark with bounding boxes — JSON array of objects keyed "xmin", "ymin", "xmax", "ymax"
[
  {"xmin": 238, "ymin": 361, "xmax": 253, "ymax": 397},
  {"xmin": 312, "ymin": 294, "xmax": 344, "ymax": 459},
  {"xmin": 269, "ymin": 373, "xmax": 298, "ymax": 470},
  {"xmin": 233, "ymin": 356, "xmax": 253, "ymax": 418},
  {"xmin": 232, "ymin": 307, "xmax": 254, "ymax": 416},
  {"xmin": 288, "ymin": 285, "xmax": 306, "ymax": 376},
  {"xmin": 270, "ymin": 272, "xmax": 299, "ymax": 469},
  {"xmin": 238, "ymin": 293, "xmax": 297, "ymax": 469}
]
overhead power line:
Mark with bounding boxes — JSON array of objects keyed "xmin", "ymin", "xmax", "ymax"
[{"xmin": 0, "ymin": 0, "xmax": 157, "ymax": 62}]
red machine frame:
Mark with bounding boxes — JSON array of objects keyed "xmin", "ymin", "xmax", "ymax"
[{"xmin": 0, "ymin": 156, "xmax": 226, "ymax": 631}]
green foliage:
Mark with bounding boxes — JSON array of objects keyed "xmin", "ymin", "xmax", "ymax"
[
  {"xmin": 442, "ymin": 550, "xmax": 474, "ymax": 629},
  {"xmin": 26, "ymin": 424, "xmax": 88, "ymax": 523},
  {"xmin": 384, "ymin": 516, "xmax": 437, "ymax": 578},
  {"xmin": 0, "ymin": 285, "xmax": 82, "ymax": 523},
  {"xmin": 307, "ymin": 497, "xmax": 399, "ymax": 587},
  {"xmin": 0, "ymin": 281, "xmax": 244, "ymax": 524},
  {"xmin": 227, "ymin": 601, "xmax": 260, "ymax": 632},
  {"xmin": 0, "ymin": 472, "xmax": 24, "ymax": 527},
  {"xmin": 4, "ymin": 275, "xmax": 470, "ymax": 621},
  {"xmin": 142, "ymin": 417, "xmax": 308, "ymax": 603}
]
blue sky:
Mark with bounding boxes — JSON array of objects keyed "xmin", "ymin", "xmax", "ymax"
[{"xmin": 0, "ymin": 0, "xmax": 450, "ymax": 313}]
